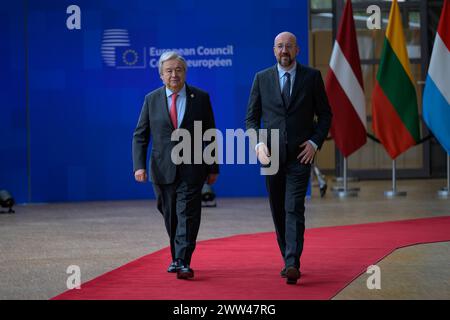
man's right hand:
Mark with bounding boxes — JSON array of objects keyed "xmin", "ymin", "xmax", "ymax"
[
  {"xmin": 256, "ymin": 143, "xmax": 271, "ymax": 165},
  {"xmin": 134, "ymin": 169, "xmax": 147, "ymax": 183}
]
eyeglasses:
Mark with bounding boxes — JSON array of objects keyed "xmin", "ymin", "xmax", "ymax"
[{"xmin": 275, "ymin": 43, "xmax": 296, "ymax": 51}]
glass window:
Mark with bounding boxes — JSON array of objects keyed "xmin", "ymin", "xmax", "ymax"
[{"xmin": 310, "ymin": 0, "xmax": 332, "ymax": 10}]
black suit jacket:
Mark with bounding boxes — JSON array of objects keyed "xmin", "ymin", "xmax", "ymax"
[
  {"xmin": 132, "ymin": 84, "xmax": 219, "ymax": 185},
  {"xmin": 245, "ymin": 63, "xmax": 332, "ymax": 164}
]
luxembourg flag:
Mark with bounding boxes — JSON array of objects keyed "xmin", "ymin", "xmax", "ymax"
[{"xmin": 423, "ymin": 0, "xmax": 450, "ymax": 154}]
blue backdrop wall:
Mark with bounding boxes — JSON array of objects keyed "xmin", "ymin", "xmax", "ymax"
[{"xmin": 1, "ymin": 0, "xmax": 309, "ymax": 203}]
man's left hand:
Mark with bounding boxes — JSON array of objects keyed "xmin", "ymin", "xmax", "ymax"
[
  {"xmin": 206, "ymin": 174, "xmax": 219, "ymax": 185},
  {"xmin": 297, "ymin": 141, "xmax": 316, "ymax": 164}
]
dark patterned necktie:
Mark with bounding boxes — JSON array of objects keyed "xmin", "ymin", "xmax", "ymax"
[{"xmin": 282, "ymin": 72, "xmax": 291, "ymax": 107}]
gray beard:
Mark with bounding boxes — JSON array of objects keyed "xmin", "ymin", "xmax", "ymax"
[{"xmin": 279, "ymin": 56, "xmax": 293, "ymax": 67}]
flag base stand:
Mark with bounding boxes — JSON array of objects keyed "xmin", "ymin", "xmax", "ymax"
[
  {"xmin": 334, "ymin": 189, "xmax": 359, "ymax": 198},
  {"xmin": 332, "ymin": 161, "xmax": 359, "ymax": 191},
  {"xmin": 384, "ymin": 190, "xmax": 407, "ymax": 198},
  {"xmin": 333, "ymin": 157, "xmax": 359, "ymax": 198},
  {"xmin": 437, "ymin": 188, "xmax": 449, "ymax": 198},
  {"xmin": 437, "ymin": 155, "xmax": 449, "ymax": 199},
  {"xmin": 384, "ymin": 159, "xmax": 407, "ymax": 198},
  {"xmin": 334, "ymin": 176, "xmax": 359, "ymax": 183},
  {"xmin": 332, "ymin": 186, "xmax": 360, "ymax": 192}
]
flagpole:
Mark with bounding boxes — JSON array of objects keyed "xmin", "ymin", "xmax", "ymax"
[
  {"xmin": 332, "ymin": 155, "xmax": 360, "ymax": 193},
  {"xmin": 385, "ymin": 159, "xmax": 407, "ymax": 198},
  {"xmin": 438, "ymin": 154, "xmax": 450, "ymax": 198},
  {"xmin": 334, "ymin": 157, "xmax": 358, "ymax": 198}
]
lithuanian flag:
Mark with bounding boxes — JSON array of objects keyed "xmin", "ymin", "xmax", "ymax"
[{"xmin": 372, "ymin": 0, "xmax": 420, "ymax": 159}]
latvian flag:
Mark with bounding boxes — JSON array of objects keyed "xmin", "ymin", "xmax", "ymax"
[{"xmin": 325, "ymin": 0, "xmax": 367, "ymax": 158}]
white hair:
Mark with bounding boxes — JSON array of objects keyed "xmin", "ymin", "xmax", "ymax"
[{"xmin": 158, "ymin": 51, "xmax": 187, "ymax": 75}]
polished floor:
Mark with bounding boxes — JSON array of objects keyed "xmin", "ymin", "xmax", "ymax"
[{"xmin": 0, "ymin": 179, "xmax": 449, "ymax": 300}]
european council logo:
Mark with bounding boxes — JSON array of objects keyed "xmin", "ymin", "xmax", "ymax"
[
  {"xmin": 116, "ymin": 47, "xmax": 147, "ymax": 69},
  {"xmin": 101, "ymin": 28, "xmax": 146, "ymax": 69}
]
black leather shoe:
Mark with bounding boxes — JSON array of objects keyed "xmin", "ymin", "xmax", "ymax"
[
  {"xmin": 167, "ymin": 260, "xmax": 180, "ymax": 273},
  {"xmin": 176, "ymin": 260, "xmax": 194, "ymax": 279},
  {"xmin": 177, "ymin": 264, "xmax": 194, "ymax": 279},
  {"xmin": 280, "ymin": 267, "xmax": 287, "ymax": 278},
  {"xmin": 286, "ymin": 266, "xmax": 301, "ymax": 285}
]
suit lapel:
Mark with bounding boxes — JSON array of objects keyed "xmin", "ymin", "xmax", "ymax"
[
  {"xmin": 159, "ymin": 87, "xmax": 175, "ymax": 130},
  {"xmin": 288, "ymin": 63, "xmax": 306, "ymax": 109},
  {"xmin": 272, "ymin": 65, "xmax": 285, "ymax": 107}
]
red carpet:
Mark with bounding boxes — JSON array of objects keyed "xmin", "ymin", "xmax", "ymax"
[{"xmin": 53, "ymin": 216, "xmax": 450, "ymax": 300}]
